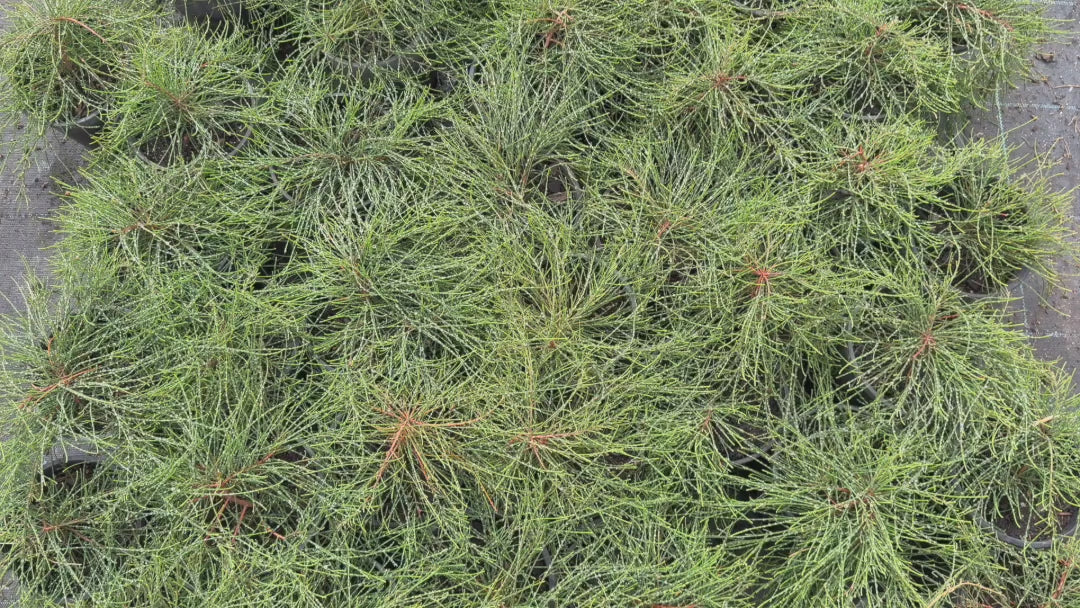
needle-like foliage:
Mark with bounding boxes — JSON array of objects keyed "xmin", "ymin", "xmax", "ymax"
[{"xmin": 0, "ymin": 0, "xmax": 1074, "ymax": 606}]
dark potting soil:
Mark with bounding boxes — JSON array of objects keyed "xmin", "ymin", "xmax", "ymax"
[
  {"xmin": 602, "ymin": 452, "xmax": 640, "ymax": 481},
  {"xmin": 42, "ymin": 460, "xmax": 98, "ymax": 491},
  {"xmin": 715, "ymin": 420, "xmax": 773, "ymax": 464},
  {"xmin": 273, "ymin": 448, "xmax": 308, "ymax": 464},
  {"xmin": 531, "ymin": 162, "xmax": 581, "ymax": 205},
  {"xmin": 665, "ymin": 257, "xmax": 701, "ymax": 286},
  {"xmin": 139, "ymin": 123, "xmax": 248, "ymax": 166},
  {"xmin": 253, "ymin": 239, "xmax": 294, "ymax": 290},
  {"xmin": 994, "ymin": 494, "xmax": 1078, "ymax": 543},
  {"xmin": 68, "ymin": 100, "xmax": 93, "ymax": 121}
]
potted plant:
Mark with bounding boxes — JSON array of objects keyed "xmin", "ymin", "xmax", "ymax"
[
  {"xmin": 190, "ymin": 447, "xmax": 322, "ymax": 547},
  {"xmin": 108, "ymin": 25, "xmax": 260, "ymax": 167},
  {"xmin": 282, "ymin": 1, "xmax": 461, "ymax": 85},
  {"xmin": 264, "ymin": 67, "xmax": 439, "ymax": 227},
  {"xmin": 735, "ymin": 426, "xmax": 970, "ymax": 607},
  {"xmin": 6, "ymin": 443, "xmax": 112, "ymax": 603},
  {"xmin": 830, "ymin": 265, "xmax": 1049, "ymax": 434},
  {"xmin": 56, "ymin": 154, "xmax": 274, "ymax": 284},
  {"xmin": 656, "ymin": 29, "xmax": 803, "ymax": 147},
  {"xmin": 969, "ymin": 422, "xmax": 1080, "ymax": 552},
  {"xmin": 511, "ymin": 251, "xmax": 639, "ymax": 363},
  {"xmin": 0, "ymin": 0, "xmax": 158, "ymax": 160},
  {"xmin": 917, "ymin": 142, "xmax": 1068, "ymax": 298}
]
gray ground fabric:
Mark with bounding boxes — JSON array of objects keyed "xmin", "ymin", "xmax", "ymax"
[
  {"xmin": 965, "ymin": 0, "xmax": 1080, "ymax": 379},
  {"xmin": 1, "ymin": 0, "xmax": 1080, "ymax": 605}
]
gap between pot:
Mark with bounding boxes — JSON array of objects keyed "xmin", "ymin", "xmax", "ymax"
[{"xmin": 50, "ymin": 109, "xmax": 104, "ymax": 149}]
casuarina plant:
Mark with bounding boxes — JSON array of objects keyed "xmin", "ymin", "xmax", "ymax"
[
  {"xmin": 107, "ymin": 24, "xmax": 262, "ymax": 166},
  {"xmin": 0, "ymin": 0, "xmax": 1077, "ymax": 606},
  {"xmin": 0, "ymin": 0, "xmax": 160, "ymax": 184}
]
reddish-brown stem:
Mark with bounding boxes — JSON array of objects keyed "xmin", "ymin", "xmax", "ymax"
[
  {"xmin": 478, "ymin": 481, "xmax": 498, "ymax": 513},
  {"xmin": 20, "ymin": 367, "xmax": 95, "ymax": 409},
  {"xmin": 747, "ymin": 264, "xmax": 781, "ymax": 298},
  {"xmin": 51, "ymin": 16, "xmax": 106, "ymax": 43},
  {"xmin": 201, "ymin": 452, "xmax": 277, "ymax": 491},
  {"xmin": 232, "ymin": 501, "xmax": 249, "ymax": 543},
  {"xmin": 837, "ymin": 145, "xmax": 884, "ymax": 174},
  {"xmin": 510, "ymin": 430, "xmax": 586, "ymax": 468},
  {"xmin": 911, "ymin": 313, "xmax": 958, "ymax": 362},
  {"xmin": 142, "ymin": 78, "xmax": 189, "ymax": 112},
  {"xmin": 696, "ymin": 73, "xmax": 747, "ymax": 102},
  {"xmin": 373, "ymin": 406, "xmax": 482, "ymax": 485},
  {"xmin": 206, "ymin": 499, "xmax": 229, "ymax": 541},
  {"xmin": 912, "ymin": 332, "xmax": 937, "ymax": 361},
  {"xmin": 1053, "ymin": 560, "xmax": 1074, "ymax": 600},
  {"xmin": 199, "ymin": 494, "xmax": 254, "ymax": 541},
  {"xmin": 700, "ymin": 409, "xmax": 714, "ymax": 433},
  {"xmin": 657, "ymin": 219, "xmax": 673, "ymax": 240},
  {"xmin": 712, "ymin": 73, "xmax": 747, "ymax": 90},
  {"xmin": 956, "ymin": 3, "xmax": 1014, "ymax": 31},
  {"xmin": 533, "ymin": 9, "xmax": 572, "ymax": 49}
]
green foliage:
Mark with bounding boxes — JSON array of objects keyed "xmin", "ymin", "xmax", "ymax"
[
  {"xmin": 0, "ymin": 0, "xmax": 162, "ymax": 186},
  {"xmin": 0, "ymin": 0, "xmax": 1075, "ymax": 606},
  {"xmin": 108, "ymin": 24, "xmax": 263, "ymax": 166}
]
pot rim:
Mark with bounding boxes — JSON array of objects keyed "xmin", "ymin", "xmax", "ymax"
[{"xmin": 973, "ymin": 502, "xmax": 1080, "ymax": 550}]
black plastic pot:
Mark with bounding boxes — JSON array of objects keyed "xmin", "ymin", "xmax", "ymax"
[
  {"xmin": 712, "ymin": 402, "xmax": 781, "ymax": 469},
  {"xmin": 51, "ymin": 109, "xmax": 104, "ymax": 148},
  {"xmin": 724, "ymin": 433, "xmax": 776, "ymax": 468},
  {"xmin": 134, "ymin": 79, "xmax": 258, "ymax": 167},
  {"xmin": 535, "ymin": 161, "xmax": 583, "ymax": 205},
  {"xmin": 40, "ymin": 443, "xmax": 109, "ymax": 487},
  {"xmin": 425, "ymin": 60, "xmax": 483, "ymax": 95},
  {"xmin": 974, "ymin": 497, "xmax": 1079, "ymax": 550},
  {"xmin": 957, "ymin": 266, "xmax": 1030, "ymax": 303},
  {"xmin": 174, "ymin": 0, "xmax": 244, "ymax": 25},
  {"xmin": 532, "ymin": 546, "xmax": 560, "ymax": 594},
  {"xmin": 269, "ymin": 166, "xmax": 296, "ymax": 203}
]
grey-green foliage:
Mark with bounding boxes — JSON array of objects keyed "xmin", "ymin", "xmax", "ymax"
[
  {"xmin": 0, "ymin": 0, "xmax": 162, "ymax": 186},
  {"xmin": 0, "ymin": 0, "xmax": 1075, "ymax": 606},
  {"xmin": 107, "ymin": 24, "xmax": 263, "ymax": 166}
]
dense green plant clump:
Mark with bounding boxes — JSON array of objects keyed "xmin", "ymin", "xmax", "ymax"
[{"xmin": 0, "ymin": 0, "xmax": 1076, "ymax": 606}]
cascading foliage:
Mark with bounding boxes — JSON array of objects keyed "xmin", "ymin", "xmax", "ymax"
[{"xmin": 0, "ymin": 0, "xmax": 1076, "ymax": 606}]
